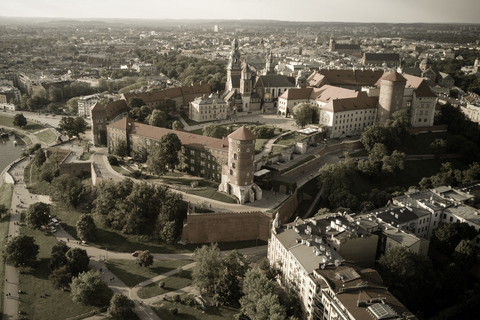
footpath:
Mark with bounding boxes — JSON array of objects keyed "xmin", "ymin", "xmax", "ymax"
[{"xmin": 3, "ymin": 155, "xmax": 267, "ymax": 320}]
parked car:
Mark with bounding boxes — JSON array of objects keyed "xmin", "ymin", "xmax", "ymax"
[{"xmin": 132, "ymin": 250, "xmax": 143, "ymax": 257}]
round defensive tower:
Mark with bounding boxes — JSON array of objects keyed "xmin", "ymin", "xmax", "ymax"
[
  {"xmin": 219, "ymin": 126, "xmax": 258, "ymax": 204},
  {"xmin": 377, "ymin": 71, "xmax": 406, "ymax": 124}
]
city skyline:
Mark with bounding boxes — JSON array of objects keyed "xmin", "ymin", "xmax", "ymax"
[{"xmin": 2, "ymin": 0, "xmax": 480, "ymax": 24}]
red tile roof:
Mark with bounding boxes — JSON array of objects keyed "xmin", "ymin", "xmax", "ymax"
[
  {"xmin": 228, "ymin": 126, "xmax": 256, "ymax": 141},
  {"xmin": 108, "ymin": 119, "xmax": 228, "ymax": 151}
]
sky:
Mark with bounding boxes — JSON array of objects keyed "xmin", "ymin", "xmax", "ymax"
[{"xmin": 2, "ymin": 0, "xmax": 480, "ymax": 24}]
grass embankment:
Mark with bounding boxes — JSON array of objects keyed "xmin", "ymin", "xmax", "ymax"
[
  {"xmin": 138, "ymin": 270, "xmax": 193, "ymax": 299},
  {"xmin": 105, "ymin": 259, "xmax": 193, "ymax": 288},
  {"xmin": 153, "ymin": 298, "xmax": 239, "ymax": 320},
  {"xmin": 34, "ymin": 129, "xmax": 57, "ymax": 147},
  {"xmin": 0, "ymin": 183, "xmax": 13, "ymax": 313},
  {"xmin": 18, "ymin": 226, "xmax": 97, "ymax": 319},
  {"xmin": 351, "ymin": 158, "xmax": 470, "ymax": 196}
]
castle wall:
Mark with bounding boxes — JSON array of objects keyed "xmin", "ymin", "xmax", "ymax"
[
  {"xmin": 59, "ymin": 162, "xmax": 91, "ymax": 178},
  {"xmin": 182, "ymin": 211, "xmax": 272, "ymax": 244}
]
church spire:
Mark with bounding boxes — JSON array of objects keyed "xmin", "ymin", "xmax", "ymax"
[
  {"xmin": 227, "ymin": 37, "xmax": 241, "ymax": 71},
  {"xmin": 264, "ymin": 50, "xmax": 275, "ymax": 75}
]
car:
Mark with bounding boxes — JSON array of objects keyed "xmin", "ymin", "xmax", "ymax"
[
  {"xmin": 49, "ymin": 226, "xmax": 57, "ymax": 233},
  {"xmin": 132, "ymin": 250, "xmax": 143, "ymax": 257}
]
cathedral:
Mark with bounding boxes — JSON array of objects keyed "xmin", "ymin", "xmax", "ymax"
[{"xmin": 222, "ymin": 38, "xmax": 296, "ymax": 114}]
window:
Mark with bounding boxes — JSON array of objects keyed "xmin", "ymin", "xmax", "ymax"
[{"xmin": 234, "ymin": 153, "xmax": 237, "ymax": 160}]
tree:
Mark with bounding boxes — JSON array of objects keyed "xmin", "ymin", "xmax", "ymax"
[
  {"xmin": 172, "ymin": 120, "xmax": 184, "ymax": 130},
  {"xmin": 76, "ymin": 214, "xmax": 97, "ymax": 242},
  {"xmin": 50, "ymin": 175, "xmax": 84, "ymax": 207},
  {"xmin": 0, "ymin": 204, "xmax": 8, "ymax": 219},
  {"xmin": 107, "ymin": 294, "xmax": 136, "ymax": 320},
  {"xmin": 114, "ymin": 139, "xmax": 129, "ymax": 159},
  {"xmin": 66, "ymin": 247, "xmax": 90, "ymax": 276},
  {"xmin": 49, "ymin": 265, "xmax": 73, "ymax": 290},
  {"xmin": 239, "ymin": 269, "xmax": 286, "ymax": 320},
  {"xmin": 58, "ymin": 116, "xmax": 87, "ymax": 139},
  {"xmin": 293, "ymin": 103, "xmax": 318, "ymax": 128},
  {"xmin": 146, "ymin": 147, "xmax": 167, "ymax": 176},
  {"xmin": 49, "ymin": 241, "xmax": 69, "ymax": 271},
  {"xmin": 26, "ymin": 202, "xmax": 50, "ymax": 230},
  {"xmin": 259, "ymin": 257, "xmax": 280, "ymax": 281},
  {"xmin": 203, "ymin": 124, "xmax": 228, "ymax": 139},
  {"xmin": 70, "ymin": 270, "xmax": 112, "ymax": 306},
  {"xmin": 453, "ymin": 239, "xmax": 477, "ymax": 270},
  {"xmin": 13, "ymin": 113, "xmax": 27, "ymax": 128},
  {"xmin": 34, "ymin": 148, "xmax": 46, "ymax": 167},
  {"xmin": 3, "ymin": 235, "xmax": 39, "ymax": 267},
  {"xmin": 192, "ymin": 243, "xmax": 223, "ymax": 294},
  {"xmin": 148, "ymin": 109, "xmax": 167, "ymax": 127},
  {"xmin": 159, "ymin": 133, "xmax": 182, "ymax": 171},
  {"xmin": 66, "ymin": 97, "xmax": 79, "ymax": 114},
  {"xmin": 378, "ymin": 247, "xmax": 440, "ymax": 312},
  {"xmin": 136, "ymin": 250, "xmax": 154, "ymax": 267},
  {"xmin": 432, "ymin": 222, "xmax": 479, "ymax": 255},
  {"xmin": 128, "ymin": 97, "xmax": 145, "ymax": 109},
  {"xmin": 213, "ymin": 250, "xmax": 249, "ymax": 306}
]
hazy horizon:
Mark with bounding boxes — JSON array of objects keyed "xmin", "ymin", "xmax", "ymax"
[{"xmin": 2, "ymin": 0, "xmax": 480, "ymax": 25}]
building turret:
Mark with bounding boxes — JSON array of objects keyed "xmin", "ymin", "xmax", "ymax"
[
  {"xmin": 377, "ymin": 71, "xmax": 407, "ymax": 123},
  {"xmin": 219, "ymin": 126, "xmax": 258, "ymax": 204}
]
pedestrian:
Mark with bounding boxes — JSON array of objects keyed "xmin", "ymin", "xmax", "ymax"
[{"xmin": 5, "ymin": 279, "xmax": 7, "ymax": 282}]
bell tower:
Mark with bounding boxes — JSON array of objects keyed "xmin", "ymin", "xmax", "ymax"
[{"xmin": 226, "ymin": 38, "xmax": 242, "ymax": 91}]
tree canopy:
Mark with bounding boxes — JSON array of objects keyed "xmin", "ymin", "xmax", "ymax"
[
  {"xmin": 431, "ymin": 222, "xmax": 478, "ymax": 255},
  {"xmin": 107, "ymin": 294, "xmax": 136, "ymax": 320},
  {"xmin": 58, "ymin": 116, "xmax": 87, "ymax": 139},
  {"xmin": 26, "ymin": 202, "xmax": 50, "ymax": 230},
  {"xmin": 93, "ymin": 179, "xmax": 185, "ymax": 239},
  {"xmin": 136, "ymin": 250, "xmax": 154, "ymax": 268},
  {"xmin": 70, "ymin": 270, "xmax": 112, "ymax": 306},
  {"xmin": 239, "ymin": 269, "xmax": 286, "ymax": 320},
  {"xmin": 292, "ymin": 103, "xmax": 318, "ymax": 128},
  {"xmin": 3, "ymin": 235, "xmax": 39, "ymax": 267},
  {"xmin": 76, "ymin": 214, "xmax": 97, "ymax": 242},
  {"xmin": 13, "ymin": 113, "xmax": 27, "ymax": 128},
  {"xmin": 202, "ymin": 124, "xmax": 229, "ymax": 139}
]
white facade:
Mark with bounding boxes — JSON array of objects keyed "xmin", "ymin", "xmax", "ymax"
[
  {"xmin": 322, "ymin": 107, "xmax": 377, "ymax": 139},
  {"xmin": 189, "ymin": 93, "xmax": 228, "ymax": 122}
]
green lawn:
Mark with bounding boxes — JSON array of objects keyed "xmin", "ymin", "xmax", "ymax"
[
  {"xmin": 137, "ymin": 270, "xmax": 193, "ymax": 299},
  {"xmin": 0, "ymin": 183, "xmax": 13, "ymax": 313},
  {"xmin": 186, "ymin": 189, "xmax": 237, "ymax": 203},
  {"xmin": 34, "ymin": 129, "xmax": 57, "ymax": 146},
  {"xmin": 18, "ymin": 226, "xmax": 98, "ymax": 319},
  {"xmin": 0, "ymin": 115, "xmax": 44, "ymax": 133},
  {"xmin": 111, "ymin": 164, "xmax": 131, "ymax": 175},
  {"xmin": 105, "ymin": 259, "xmax": 193, "ymax": 288},
  {"xmin": 153, "ymin": 299, "xmax": 239, "ymax": 320},
  {"xmin": 80, "ymin": 151, "xmax": 95, "ymax": 161},
  {"xmin": 275, "ymin": 132, "xmax": 311, "ymax": 146}
]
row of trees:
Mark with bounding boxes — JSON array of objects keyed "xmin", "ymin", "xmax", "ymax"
[
  {"xmin": 192, "ymin": 244, "xmax": 298, "ymax": 319},
  {"xmin": 419, "ymin": 162, "xmax": 480, "ymax": 190},
  {"xmin": 93, "ymin": 178, "xmax": 185, "ymax": 243}
]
